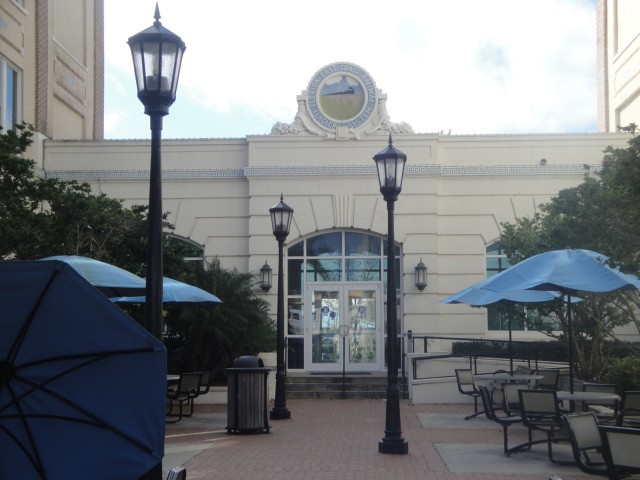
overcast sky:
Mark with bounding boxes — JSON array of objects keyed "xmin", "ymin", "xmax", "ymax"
[{"xmin": 104, "ymin": 0, "xmax": 598, "ymax": 140}]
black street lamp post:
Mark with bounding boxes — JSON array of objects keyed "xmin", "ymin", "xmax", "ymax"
[
  {"xmin": 128, "ymin": 10, "xmax": 185, "ymax": 479},
  {"xmin": 128, "ymin": 6, "xmax": 185, "ymax": 340},
  {"xmin": 269, "ymin": 194, "xmax": 293, "ymax": 420},
  {"xmin": 374, "ymin": 135, "xmax": 409, "ymax": 455}
]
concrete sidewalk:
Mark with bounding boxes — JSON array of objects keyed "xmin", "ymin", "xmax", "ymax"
[{"xmin": 164, "ymin": 400, "xmax": 595, "ymax": 480}]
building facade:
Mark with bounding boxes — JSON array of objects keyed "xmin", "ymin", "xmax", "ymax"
[
  {"xmin": 598, "ymin": 0, "xmax": 640, "ymax": 131},
  {"xmin": 0, "ymin": 0, "xmax": 103, "ymax": 164},
  {"xmin": 4, "ymin": 0, "xmax": 639, "ymax": 374},
  {"xmin": 44, "ymin": 61, "xmax": 634, "ymax": 374}
]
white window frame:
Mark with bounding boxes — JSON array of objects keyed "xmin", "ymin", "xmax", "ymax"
[{"xmin": 0, "ymin": 57, "xmax": 21, "ymax": 132}]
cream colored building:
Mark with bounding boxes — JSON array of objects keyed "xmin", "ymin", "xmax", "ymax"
[
  {"xmin": 44, "ymin": 60, "xmax": 634, "ymax": 374},
  {"xmin": 598, "ymin": 0, "xmax": 640, "ymax": 131},
  {"xmin": 3, "ymin": 1, "xmax": 638, "ymax": 375},
  {"xmin": 0, "ymin": 0, "xmax": 103, "ymax": 163}
]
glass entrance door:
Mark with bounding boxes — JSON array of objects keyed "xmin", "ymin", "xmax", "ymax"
[{"xmin": 306, "ymin": 283, "xmax": 382, "ymax": 372}]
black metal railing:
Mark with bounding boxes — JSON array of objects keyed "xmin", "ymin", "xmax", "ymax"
[{"xmin": 405, "ymin": 333, "xmax": 567, "ymax": 381}]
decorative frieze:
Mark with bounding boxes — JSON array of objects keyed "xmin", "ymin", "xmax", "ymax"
[{"xmin": 48, "ymin": 163, "xmax": 600, "ymax": 181}]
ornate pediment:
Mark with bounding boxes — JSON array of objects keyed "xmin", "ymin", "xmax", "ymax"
[{"xmin": 270, "ymin": 62, "xmax": 413, "ymax": 139}]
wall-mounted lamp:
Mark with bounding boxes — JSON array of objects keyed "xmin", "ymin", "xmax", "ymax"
[
  {"xmin": 415, "ymin": 258, "xmax": 428, "ymax": 291},
  {"xmin": 260, "ymin": 260, "xmax": 272, "ymax": 292}
]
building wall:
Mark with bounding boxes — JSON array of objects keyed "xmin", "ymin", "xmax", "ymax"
[
  {"xmin": 43, "ymin": 131, "xmax": 633, "ymax": 341},
  {"xmin": 0, "ymin": 0, "xmax": 102, "ymax": 164},
  {"xmin": 599, "ymin": 0, "xmax": 640, "ymax": 131}
]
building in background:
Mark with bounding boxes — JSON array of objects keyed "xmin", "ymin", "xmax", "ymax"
[
  {"xmin": 43, "ymin": 61, "xmax": 635, "ymax": 374},
  {"xmin": 598, "ymin": 0, "xmax": 640, "ymax": 131},
  {"xmin": 3, "ymin": 1, "xmax": 639, "ymax": 375},
  {"xmin": 0, "ymin": 0, "xmax": 103, "ymax": 164}
]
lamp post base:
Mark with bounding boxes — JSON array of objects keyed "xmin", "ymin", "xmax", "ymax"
[
  {"xmin": 270, "ymin": 408, "xmax": 291, "ymax": 420},
  {"xmin": 378, "ymin": 439, "xmax": 409, "ymax": 455}
]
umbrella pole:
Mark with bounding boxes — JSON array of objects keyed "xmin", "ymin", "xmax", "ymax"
[
  {"xmin": 567, "ymin": 294, "xmax": 574, "ymax": 394},
  {"xmin": 508, "ymin": 302, "xmax": 514, "ymax": 375}
]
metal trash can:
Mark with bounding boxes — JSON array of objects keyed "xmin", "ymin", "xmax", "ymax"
[{"xmin": 226, "ymin": 355, "xmax": 270, "ymax": 434}]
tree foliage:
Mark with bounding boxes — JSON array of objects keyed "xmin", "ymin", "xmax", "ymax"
[
  {"xmin": 499, "ymin": 130, "xmax": 640, "ymax": 381},
  {"xmin": 164, "ymin": 258, "xmax": 275, "ymax": 379},
  {"xmin": 1, "ymin": 124, "xmax": 275, "ymax": 379}
]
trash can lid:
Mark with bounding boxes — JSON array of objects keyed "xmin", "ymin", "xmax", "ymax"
[{"xmin": 232, "ymin": 355, "xmax": 265, "ymax": 368}]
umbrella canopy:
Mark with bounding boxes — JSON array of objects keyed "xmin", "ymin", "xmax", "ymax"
[
  {"xmin": 441, "ymin": 287, "xmax": 560, "ymax": 373},
  {"xmin": 40, "ymin": 256, "xmax": 221, "ymax": 304},
  {"xmin": 479, "ymin": 248, "xmax": 640, "ymax": 392},
  {"xmin": 40, "ymin": 255, "xmax": 146, "ymax": 297},
  {"xmin": 478, "ymin": 249, "xmax": 640, "ymax": 294},
  {"xmin": 111, "ymin": 277, "xmax": 222, "ymax": 305},
  {"xmin": 441, "ymin": 287, "xmax": 560, "ymax": 306},
  {"xmin": 0, "ymin": 260, "xmax": 166, "ymax": 479}
]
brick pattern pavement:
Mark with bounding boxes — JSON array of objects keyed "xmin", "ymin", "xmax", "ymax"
[{"xmin": 166, "ymin": 400, "xmax": 595, "ymax": 480}]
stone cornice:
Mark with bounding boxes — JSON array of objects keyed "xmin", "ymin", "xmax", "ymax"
[{"xmin": 47, "ymin": 163, "xmax": 600, "ymax": 181}]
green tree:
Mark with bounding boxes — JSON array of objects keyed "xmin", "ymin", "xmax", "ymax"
[
  {"xmin": 164, "ymin": 258, "xmax": 275, "ymax": 379},
  {"xmin": 1, "ymin": 124, "xmax": 274, "ymax": 381},
  {"xmin": 1, "ymin": 124, "xmax": 142, "ymax": 261},
  {"xmin": 0, "ymin": 123, "xmax": 194, "ymax": 274},
  {"xmin": 499, "ymin": 131, "xmax": 640, "ymax": 380},
  {"xmin": 595, "ymin": 133, "xmax": 640, "ymax": 276}
]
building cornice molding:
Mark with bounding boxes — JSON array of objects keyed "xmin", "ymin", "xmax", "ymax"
[{"xmin": 47, "ymin": 163, "xmax": 600, "ymax": 181}]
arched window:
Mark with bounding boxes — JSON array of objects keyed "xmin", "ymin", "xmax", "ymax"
[{"xmin": 166, "ymin": 234, "xmax": 204, "ymax": 274}]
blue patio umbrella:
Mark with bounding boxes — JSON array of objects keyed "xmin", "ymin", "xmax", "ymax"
[
  {"xmin": 478, "ymin": 248, "xmax": 640, "ymax": 392},
  {"xmin": 111, "ymin": 277, "xmax": 222, "ymax": 305},
  {"xmin": 40, "ymin": 256, "xmax": 221, "ymax": 305},
  {"xmin": 0, "ymin": 260, "xmax": 166, "ymax": 479},
  {"xmin": 40, "ymin": 255, "xmax": 146, "ymax": 297},
  {"xmin": 441, "ymin": 287, "xmax": 561, "ymax": 373}
]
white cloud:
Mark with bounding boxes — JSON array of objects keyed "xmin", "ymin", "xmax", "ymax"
[{"xmin": 104, "ymin": 0, "xmax": 598, "ymax": 139}]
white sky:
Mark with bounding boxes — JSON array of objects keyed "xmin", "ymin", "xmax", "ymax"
[{"xmin": 104, "ymin": 0, "xmax": 598, "ymax": 140}]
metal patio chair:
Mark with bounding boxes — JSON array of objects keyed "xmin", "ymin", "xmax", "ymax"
[
  {"xmin": 562, "ymin": 412, "xmax": 608, "ymax": 475},
  {"xmin": 166, "ymin": 372, "xmax": 202, "ymax": 423},
  {"xmin": 479, "ymin": 385, "xmax": 528, "ymax": 455},
  {"xmin": 616, "ymin": 391, "xmax": 640, "ymax": 427},
  {"xmin": 455, "ymin": 368, "xmax": 482, "ymax": 420},
  {"xmin": 518, "ymin": 389, "xmax": 573, "ymax": 464},
  {"xmin": 581, "ymin": 383, "xmax": 619, "ymax": 423},
  {"xmin": 502, "ymin": 382, "xmax": 529, "ymax": 416},
  {"xmin": 599, "ymin": 425, "xmax": 640, "ymax": 480},
  {"xmin": 532, "ymin": 368, "xmax": 560, "ymax": 390}
]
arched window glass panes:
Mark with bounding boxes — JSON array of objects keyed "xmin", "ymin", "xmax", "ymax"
[
  {"xmin": 306, "ymin": 259, "xmax": 341, "ymax": 282},
  {"xmin": 288, "ymin": 259, "xmax": 304, "ymax": 296},
  {"xmin": 346, "ymin": 232, "xmax": 381, "ymax": 256},
  {"xmin": 307, "ymin": 232, "xmax": 342, "ymax": 256},
  {"xmin": 346, "ymin": 259, "xmax": 381, "ymax": 281}
]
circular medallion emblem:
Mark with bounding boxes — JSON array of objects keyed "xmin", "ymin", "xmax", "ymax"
[{"xmin": 307, "ymin": 62, "xmax": 377, "ymax": 132}]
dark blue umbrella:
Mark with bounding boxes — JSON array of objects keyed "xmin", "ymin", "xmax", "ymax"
[
  {"xmin": 479, "ymin": 248, "xmax": 640, "ymax": 392},
  {"xmin": 441, "ymin": 287, "xmax": 560, "ymax": 373},
  {"xmin": 0, "ymin": 260, "xmax": 166, "ymax": 479}
]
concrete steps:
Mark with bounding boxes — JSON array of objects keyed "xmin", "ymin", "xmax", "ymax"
[{"xmin": 286, "ymin": 374, "xmax": 407, "ymax": 400}]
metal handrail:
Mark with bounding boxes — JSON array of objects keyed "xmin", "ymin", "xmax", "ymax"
[{"xmin": 405, "ymin": 333, "xmax": 567, "ymax": 381}]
